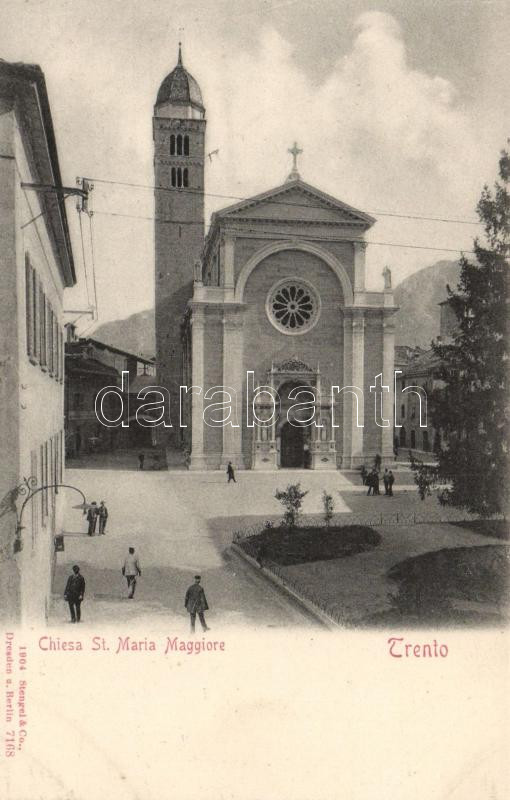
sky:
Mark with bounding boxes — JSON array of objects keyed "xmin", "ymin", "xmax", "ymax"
[{"xmin": 2, "ymin": 0, "xmax": 509, "ymax": 332}]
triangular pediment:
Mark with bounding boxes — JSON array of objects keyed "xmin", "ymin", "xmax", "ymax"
[{"xmin": 214, "ymin": 179, "xmax": 375, "ymax": 228}]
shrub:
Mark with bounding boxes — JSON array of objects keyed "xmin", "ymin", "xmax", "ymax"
[
  {"xmin": 322, "ymin": 491, "xmax": 334, "ymax": 527},
  {"xmin": 274, "ymin": 483, "xmax": 308, "ymax": 531}
]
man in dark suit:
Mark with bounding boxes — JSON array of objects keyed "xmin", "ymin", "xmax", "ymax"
[
  {"xmin": 86, "ymin": 501, "xmax": 98, "ymax": 535},
  {"xmin": 184, "ymin": 575, "xmax": 210, "ymax": 633},
  {"xmin": 97, "ymin": 500, "xmax": 108, "ymax": 535},
  {"xmin": 64, "ymin": 565, "xmax": 85, "ymax": 623},
  {"xmin": 227, "ymin": 462, "xmax": 236, "ymax": 483}
]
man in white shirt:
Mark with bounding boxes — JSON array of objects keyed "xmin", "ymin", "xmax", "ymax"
[{"xmin": 122, "ymin": 547, "xmax": 141, "ymax": 599}]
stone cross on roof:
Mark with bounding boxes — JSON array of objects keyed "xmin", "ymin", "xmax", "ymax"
[{"xmin": 286, "ymin": 141, "xmax": 302, "ymax": 182}]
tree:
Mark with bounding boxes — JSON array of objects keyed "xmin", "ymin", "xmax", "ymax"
[
  {"xmin": 428, "ymin": 143, "xmax": 509, "ymax": 516},
  {"xmin": 274, "ymin": 483, "xmax": 308, "ymax": 530}
]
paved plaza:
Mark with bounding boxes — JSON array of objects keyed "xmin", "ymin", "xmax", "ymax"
[
  {"xmin": 50, "ymin": 466, "xmax": 504, "ymax": 630},
  {"xmin": 51, "ymin": 468, "xmax": 356, "ymax": 630}
]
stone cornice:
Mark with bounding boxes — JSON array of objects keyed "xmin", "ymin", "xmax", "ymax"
[
  {"xmin": 153, "ymin": 118, "xmax": 206, "ymax": 132},
  {"xmin": 155, "ymin": 158, "xmax": 204, "ymax": 167}
]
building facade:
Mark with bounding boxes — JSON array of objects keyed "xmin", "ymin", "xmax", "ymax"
[
  {"xmin": 0, "ymin": 61, "xmax": 76, "ymax": 624},
  {"xmin": 155, "ymin": 50, "xmax": 397, "ymax": 470},
  {"xmin": 65, "ymin": 333, "xmax": 156, "ymax": 456},
  {"xmin": 394, "ymin": 302, "xmax": 455, "ymax": 459}
]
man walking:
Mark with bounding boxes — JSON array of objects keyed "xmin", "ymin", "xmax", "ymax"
[
  {"xmin": 86, "ymin": 501, "xmax": 98, "ymax": 535},
  {"xmin": 64, "ymin": 565, "xmax": 85, "ymax": 623},
  {"xmin": 388, "ymin": 470, "xmax": 395, "ymax": 497},
  {"xmin": 122, "ymin": 547, "xmax": 141, "ymax": 599},
  {"xmin": 227, "ymin": 461, "xmax": 236, "ymax": 483},
  {"xmin": 366, "ymin": 469, "xmax": 375, "ymax": 496},
  {"xmin": 184, "ymin": 575, "xmax": 210, "ymax": 633},
  {"xmin": 383, "ymin": 469, "xmax": 390, "ymax": 496},
  {"xmin": 98, "ymin": 500, "xmax": 108, "ymax": 535}
]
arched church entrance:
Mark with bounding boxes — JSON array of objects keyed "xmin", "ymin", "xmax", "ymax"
[
  {"xmin": 280, "ymin": 423, "xmax": 307, "ymax": 468},
  {"xmin": 277, "ymin": 380, "xmax": 313, "ymax": 469}
]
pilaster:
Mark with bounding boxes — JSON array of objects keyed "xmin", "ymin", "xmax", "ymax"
[
  {"xmin": 382, "ymin": 313, "xmax": 396, "ymax": 460},
  {"xmin": 220, "ymin": 232, "xmax": 236, "ymax": 296},
  {"xmin": 188, "ymin": 305, "xmax": 207, "ymax": 470},
  {"xmin": 353, "ymin": 241, "xmax": 367, "ymax": 293},
  {"xmin": 221, "ymin": 307, "xmax": 244, "ymax": 468},
  {"xmin": 342, "ymin": 309, "xmax": 365, "ymax": 468}
]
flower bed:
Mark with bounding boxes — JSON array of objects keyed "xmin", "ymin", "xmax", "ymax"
[{"xmin": 239, "ymin": 525, "xmax": 381, "ymax": 567}]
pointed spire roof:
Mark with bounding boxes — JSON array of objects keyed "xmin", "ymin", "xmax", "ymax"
[{"xmin": 155, "ymin": 44, "xmax": 204, "ymax": 111}]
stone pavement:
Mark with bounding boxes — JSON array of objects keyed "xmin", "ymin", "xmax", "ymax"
[{"xmin": 50, "ymin": 468, "xmax": 355, "ymax": 630}]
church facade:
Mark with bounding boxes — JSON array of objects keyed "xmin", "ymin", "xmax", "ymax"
[{"xmin": 154, "ymin": 48, "xmax": 397, "ymax": 470}]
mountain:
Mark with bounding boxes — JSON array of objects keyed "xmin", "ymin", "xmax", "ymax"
[
  {"xmin": 90, "ymin": 260, "xmax": 461, "ymax": 357},
  {"xmin": 91, "ymin": 308, "xmax": 155, "ymax": 359},
  {"xmin": 393, "ymin": 260, "xmax": 460, "ymax": 348}
]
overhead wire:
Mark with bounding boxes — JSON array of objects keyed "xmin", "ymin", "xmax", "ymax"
[
  {"xmin": 91, "ymin": 209, "xmax": 475, "ymax": 254},
  {"xmin": 87, "ymin": 174, "xmax": 481, "ymax": 226}
]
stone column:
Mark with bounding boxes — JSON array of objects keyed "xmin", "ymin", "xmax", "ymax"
[
  {"xmin": 381, "ymin": 314, "xmax": 396, "ymax": 460},
  {"xmin": 342, "ymin": 311, "xmax": 353, "ymax": 465},
  {"xmin": 351, "ymin": 309, "xmax": 365, "ymax": 465},
  {"xmin": 342, "ymin": 310, "xmax": 365, "ymax": 467},
  {"xmin": 353, "ymin": 241, "xmax": 367, "ymax": 293},
  {"xmin": 221, "ymin": 308, "xmax": 244, "ymax": 467},
  {"xmin": 189, "ymin": 305, "xmax": 207, "ymax": 470}
]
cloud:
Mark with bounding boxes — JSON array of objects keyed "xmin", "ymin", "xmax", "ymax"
[
  {"xmin": 55, "ymin": 9, "xmax": 490, "ymax": 320},
  {"xmin": 196, "ymin": 12, "xmax": 481, "ymax": 290}
]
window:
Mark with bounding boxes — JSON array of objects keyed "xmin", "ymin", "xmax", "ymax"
[
  {"xmin": 170, "ymin": 134, "xmax": 176, "ymax": 155},
  {"xmin": 33, "ymin": 271, "xmax": 40, "ymax": 362},
  {"xmin": 47, "ymin": 302, "xmax": 54, "ymax": 375},
  {"xmin": 58, "ymin": 430, "xmax": 63, "ymax": 482},
  {"xmin": 171, "ymin": 167, "xmax": 186, "ymax": 188},
  {"xmin": 39, "ymin": 282, "xmax": 47, "ymax": 368},
  {"xmin": 400, "ymin": 404, "xmax": 405, "ymax": 420},
  {"xmin": 25, "ymin": 256, "xmax": 34, "ymax": 358},
  {"xmin": 59, "ymin": 330, "xmax": 64, "ymax": 382},
  {"xmin": 411, "ymin": 430, "xmax": 416, "ymax": 449},
  {"xmin": 176, "ymin": 134, "xmax": 183, "ymax": 155},
  {"xmin": 399, "ymin": 427, "xmax": 406, "ymax": 447},
  {"xmin": 184, "ymin": 135, "xmax": 189, "ymax": 155},
  {"xmin": 266, "ymin": 279, "xmax": 321, "ymax": 335},
  {"xmin": 423, "ymin": 430, "xmax": 430, "ymax": 451}
]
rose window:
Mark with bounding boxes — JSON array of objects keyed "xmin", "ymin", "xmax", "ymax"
[{"xmin": 266, "ymin": 279, "xmax": 320, "ymax": 335}]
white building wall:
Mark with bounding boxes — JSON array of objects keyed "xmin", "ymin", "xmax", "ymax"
[{"xmin": 10, "ymin": 115, "xmax": 67, "ymax": 625}]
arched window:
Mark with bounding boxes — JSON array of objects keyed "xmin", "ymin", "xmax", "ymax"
[
  {"xmin": 183, "ymin": 168, "xmax": 189, "ymax": 187},
  {"xmin": 170, "ymin": 134, "xmax": 175, "ymax": 155},
  {"xmin": 411, "ymin": 429, "xmax": 416, "ymax": 449},
  {"xmin": 171, "ymin": 167, "xmax": 176, "ymax": 187},
  {"xmin": 177, "ymin": 134, "xmax": 183, "ymax": 155},
  {"xmin": 399, "ymin": 427, "xmax": 406, "ymax": 447},
  {"xmin": 401, "ymin": 404, "xmax": 405, "ymax": 419},
  {"xmin": 184, "ymin": 135, "xmax": 189, "ymax": 155}
]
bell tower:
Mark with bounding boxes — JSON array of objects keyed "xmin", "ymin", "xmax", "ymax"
[{"xmin": 153, "ymin": 44, "xmax": 206, "ymax": 446}]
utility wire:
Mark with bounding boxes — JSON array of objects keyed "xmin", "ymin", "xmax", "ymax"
[
  {"xmin": 92, "ymin": 209, "xmax": 475, "ymax": 254},
  {"xmin": 88, "ymin": 214, "xmax": 99, "ymax": 320},
  {"xmin": 77, "ymin": 210, "xmax": 91, "ymax": 308},
  {"xmin": 87, "ymin": 174, "xmax": 481, "ymax": 226}
]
